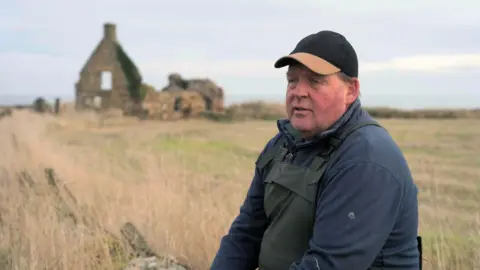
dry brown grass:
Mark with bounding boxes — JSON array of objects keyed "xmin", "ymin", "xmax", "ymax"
[{"xmin": 0, "ymin": 109, "xmax": 479, "ymax": 270}]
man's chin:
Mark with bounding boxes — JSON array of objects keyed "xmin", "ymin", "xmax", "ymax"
[{"xmin": 291, "ymin": 120, "xmax": 315, "ymax": 134}]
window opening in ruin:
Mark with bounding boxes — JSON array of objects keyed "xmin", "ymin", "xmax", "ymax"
[
  {"xmin": 174, "ymin": 97, "xmax": 182, "ymax": 111},
  {"xmin": 101, "ymin": 71, "xmax": 112, "ymax": 90},
  {"xmin": 204, "ymin": 96, "xmax": 213, "ymax": 111}
]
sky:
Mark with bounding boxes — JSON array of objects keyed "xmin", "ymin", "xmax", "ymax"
[{"xmin": 1, "ymin": 0, "xmax": 479, "ymax": 109}]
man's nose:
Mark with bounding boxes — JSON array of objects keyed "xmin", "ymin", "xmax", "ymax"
[{"xmin": 291, "ymin": 83, "xmax": 309, "ymax": 97}]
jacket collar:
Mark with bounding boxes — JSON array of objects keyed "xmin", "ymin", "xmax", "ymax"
[{"xmin": 277, "ymin": 98, "xmax": 363, "ymax": 151}]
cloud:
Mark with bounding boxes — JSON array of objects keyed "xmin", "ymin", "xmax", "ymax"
[
  {"xmin": 361, "ymin": 54, "xmax": 480, "ymax": 73},
  {"xmin": 1, "ymin": 51, "xmax": 480, "ymax": 98},
  {"xmin": 0, "ymin": 52, "xmax": 76, "ymax": 96},
  {"xmin": 141, "ymin": 59, "xmax": 276, "ymax": 78},
  {"xmin": 1, "ymin": 0, "xmax": 479, "ymax": 109},
  {"xmin": 140, "ymin": 53, "xmax": 480, "ymax": 79}
]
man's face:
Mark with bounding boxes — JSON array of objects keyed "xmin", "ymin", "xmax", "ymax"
[{"xmin": 285, "ymin": 63, "xmax": 359, "ymax": 138}]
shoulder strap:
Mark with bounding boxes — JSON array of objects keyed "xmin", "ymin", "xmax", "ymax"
[
  {"xmin": 259, "ymin": 121, "xmax": 383, "ymax": 172},
  {"xmin": 255, "ymin": 135, "xmax": 286, "ymax": 169},
  {"xmin": 308, "ymin": 121, "xmax": 383, "ymax": 172},
  {"xmin": 327, "ymin": 121, "xmax": 383, "ymax": 149}
]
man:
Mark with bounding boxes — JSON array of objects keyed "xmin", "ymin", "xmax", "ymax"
[{"xmin": 210, "ymin": 30, "xmax": 420, "ymax": 270}]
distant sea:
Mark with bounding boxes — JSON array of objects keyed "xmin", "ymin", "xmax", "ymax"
[{"xmin": 0, "ymin": 94, "xmax": 478, "ymax": 110}]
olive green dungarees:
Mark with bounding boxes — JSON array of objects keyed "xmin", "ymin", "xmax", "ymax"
[{"xmin": 255, "ymin": 121, "xmax": 423, "ymax": 270}]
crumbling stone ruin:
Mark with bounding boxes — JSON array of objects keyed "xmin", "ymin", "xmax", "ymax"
[
  {"xmin": 33, "ymin": 97, "xmax": 51, "ymax": 113},
  {"xmin": 54, "ymin": 98, "xmax": 61, "ymax": 114},
  {"xmin": 74, "ymin": 23, "xmax": 143, "ymax": 112},
  {"xmin": 141, "ymin": 73, "xmax": 224, "ymax": 120},
  {"xmin": 74, "ymin": 23, "xmax": 225, "ymax": 121},
  {"xmin": 31, "ymin": 97, "xmax": 63, "ymax": 114},
  {"xmin": 0, "ymin": 97, "xmax": 62, "ymax": 119},
  {"xmin": 162, "ymin": 73, "xmax": 224, "ymax": 112}
]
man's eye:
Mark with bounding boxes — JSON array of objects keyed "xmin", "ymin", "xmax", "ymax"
[
  {"xmin": 310, "ymin": 77, "xmax": 326, "ymax": 84},
  {"xmin": 309, "ymin": 78, "xmax": 320, "ymax": 84}
]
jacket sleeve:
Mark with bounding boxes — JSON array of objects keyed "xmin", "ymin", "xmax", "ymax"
[
  {"xmin": 289, "ymin": 161, "xmax": 405, "ymax": 270},
  {"xmin": 210, "ymin": 135, "xmax": 281, "ymax": 270}
]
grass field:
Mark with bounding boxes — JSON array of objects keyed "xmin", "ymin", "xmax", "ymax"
[{"xmin": 0, "ymin": 110, "xmax": 479, "ymax": 270}]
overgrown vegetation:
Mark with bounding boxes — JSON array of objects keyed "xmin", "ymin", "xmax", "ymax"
[
  {"xmin": 115, "ymin": 44, "xmax": 142, "ymax": 102},
  {"xmin": 364, "ymin": 107, "xmax": 480, "ymax": 119},
  {"xmin": 139, "ymin": 83, "xmax": 155, "ymax": 102},
  {"xmin": 0, "ymin": 110, "xmax": 478, "ymax": 269},
  {"xmin": 201, "ymin": 101, "xmax": 286, "ymax": 122},
  {"xmin": 5, "ymin": 98, "xmax": 479, "ymax": 123}
]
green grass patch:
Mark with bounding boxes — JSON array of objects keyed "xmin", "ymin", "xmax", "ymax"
[
  {"xmin": 147, "ymin": 134, "xmax": 259, "ymax": 175},
  {"xmin": 150, "ymin": 134, "xmax": 258, "ymax": 158}
]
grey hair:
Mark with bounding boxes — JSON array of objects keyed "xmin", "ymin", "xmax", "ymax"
[{"xmin": 337, "ymin": 72, "xmax": 354, "ymax": 84}]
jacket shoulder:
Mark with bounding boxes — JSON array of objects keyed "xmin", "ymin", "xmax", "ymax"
[{"xmin": 330, "ymin": 123, "xmax": 412, "ymax": 183}]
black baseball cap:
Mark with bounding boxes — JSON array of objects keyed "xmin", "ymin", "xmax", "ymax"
[{"xmin": 274, "ymin": 30, "xmax": 358, "ymax": 78}]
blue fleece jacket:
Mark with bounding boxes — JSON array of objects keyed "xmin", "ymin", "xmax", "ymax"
[{"xmin": 210, "ymin": 99, "xmax": 420, "ymax": 270}]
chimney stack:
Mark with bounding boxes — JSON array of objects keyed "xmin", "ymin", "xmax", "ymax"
[{"xmin": 104, "ymin": 23, "xmax": 117, "ymax": 41}]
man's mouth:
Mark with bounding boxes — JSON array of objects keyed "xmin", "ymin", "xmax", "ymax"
[{"xmin": 293, "ymin": 106, "xmax": 311, "ymax": 112}]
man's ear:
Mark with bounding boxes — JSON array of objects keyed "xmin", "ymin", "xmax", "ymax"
[{"xmin": 345, "ymin": 78, "xmax": 360, "ymax": 103}]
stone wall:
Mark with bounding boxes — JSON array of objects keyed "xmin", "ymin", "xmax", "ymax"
[
  {"xmin": 161, "ymin": 73, "xmax": 225, "ymax": 113},
  {"xmin": 142, "ymin": 90, "xmax": 206, "ymax": 120}
]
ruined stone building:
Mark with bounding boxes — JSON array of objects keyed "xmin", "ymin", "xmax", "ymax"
[
  {"xmin": 142, "ymin": 73, "xmax": 224, "ymax": 120},
  {"xmin": 74, "ymin": 23, "xmax": 225, "ymax": 120},
  {"xmin": 74, "ymin": 23, "xmax": 143, "ymax": 111},
  {"xmin": 161, "ymin": 73, "xmax": 224, "ymax": 112}
]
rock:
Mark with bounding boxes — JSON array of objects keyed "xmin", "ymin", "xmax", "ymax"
[
  {"xmin": 124, "ymin": 256, "xmax": 189, "ymax": 270},
  {"xmin": 120, "ymin": 222, "xmax": 191, "ymax": 270}
]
